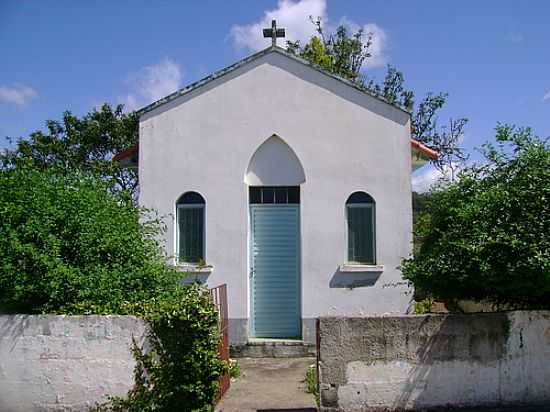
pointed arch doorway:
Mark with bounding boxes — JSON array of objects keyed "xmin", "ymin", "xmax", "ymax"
[{"xmin": 245, "ymin": 135, "xmax": 305, "ymax": 339}]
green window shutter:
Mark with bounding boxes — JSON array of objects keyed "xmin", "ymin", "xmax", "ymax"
[
  {"xmin": 178, "ymin": 206, "xmax": 204, "ymax": 263},
  {"xmin": 347, "ymin": 204, "xmax": 375, "ymax": 264}
]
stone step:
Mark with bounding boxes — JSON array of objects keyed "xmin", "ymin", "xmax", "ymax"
[{"xmin": 231, "ymin": 338, "xmax": 316, "ymax": 358}]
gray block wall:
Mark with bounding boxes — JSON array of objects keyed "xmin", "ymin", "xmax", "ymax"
[
  {"xmin": 0, "ymin": 315, "xmax": 147, "ymax": 412},
  {"xmin": 318, "ymin": 311, "xmax": 550, "ymax": 411}
]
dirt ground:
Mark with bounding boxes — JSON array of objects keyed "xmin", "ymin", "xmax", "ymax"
[{"xmin": 215, "ymin": 357, "xmax": 317, "ymax": 412}]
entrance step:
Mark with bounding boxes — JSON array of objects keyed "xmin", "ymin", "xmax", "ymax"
[{"xmin": 231, "ymin": 339, "xmax": 316, "ymax": 358}]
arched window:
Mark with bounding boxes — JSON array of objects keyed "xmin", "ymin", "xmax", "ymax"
[
  {"xmin": 176, "ymin": 192, "xmax": 205, "ymax": 263},
  {"xmin": 346, "ymin": 192, "xmax": 376, "ymax": 264}
]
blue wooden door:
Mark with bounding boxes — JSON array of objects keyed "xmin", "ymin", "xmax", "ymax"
[{"xmin": 250, "ymin": 204, "xmax": 301, "ymax": 338}]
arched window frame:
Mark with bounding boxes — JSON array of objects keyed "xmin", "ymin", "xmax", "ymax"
[
  {"xmin": 176, "ymin": 191, "xmax": 205, "ymax": 264},
  {"xmin": 346, "ymin": 191, "xmax": 376, "ymax": 265}
]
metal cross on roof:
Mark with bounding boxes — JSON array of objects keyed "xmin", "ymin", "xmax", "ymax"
[{"xmin": 263, "ymin": 19, "xmax": 285, "ymax": 47}]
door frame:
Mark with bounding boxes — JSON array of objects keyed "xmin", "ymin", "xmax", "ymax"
[{"xmin": 248, "ymin": 203, "xmax": 302, "ymax": 339}]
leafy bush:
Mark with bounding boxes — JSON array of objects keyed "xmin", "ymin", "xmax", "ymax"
[
  {"xmin": 402, "ymin": 125, "xmax": 550, "ymax": 308},
  {"xmin": 93, "ymin": 285, "xmax": 224, "ymax": 412},
  {"xmin": 0, "ymin": 167, "xmax": 179, "ymax": 314}
]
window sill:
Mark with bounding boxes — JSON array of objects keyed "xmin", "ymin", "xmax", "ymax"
[
  {"xmin": 339, "ymin": 264, "xmax": 384, "ymax": 273},
  {"xmin": 176, "ymin": 265, "xmax": 214, "ymax": 274}
]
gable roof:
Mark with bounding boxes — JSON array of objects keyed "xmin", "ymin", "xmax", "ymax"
[
  {"xmin": 136, "ymin": 45, "xmax": 411, "ymax": 117},
  {"xmin": 117, "ymin": 47, "xmax": 437, "ymax": 167}
]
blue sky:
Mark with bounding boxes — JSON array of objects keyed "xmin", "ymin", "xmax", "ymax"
[{"xmin": 1, "ymin": 0, "xmax": 549, "ymax": 189}]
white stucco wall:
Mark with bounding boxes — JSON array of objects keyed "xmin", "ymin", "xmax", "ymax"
[
  {"xmin": 139, "ymin": 51, "xmax": 412, "ymax": 344},
  {"xmin": 0, "ymin": 315, "xmax": 146, "ymax": 412}
]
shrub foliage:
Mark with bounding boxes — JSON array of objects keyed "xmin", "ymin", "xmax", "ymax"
[
  {"xmin": 402, "ymin": 124, "xmax": 550, "ymax": 308},
  {"xmin": 0, "ymin": 167, "xmax": 175, "ymax": 314},
  {"xmin": 93, "ymin": 286, "xmax": 223, "ymax": 412}
]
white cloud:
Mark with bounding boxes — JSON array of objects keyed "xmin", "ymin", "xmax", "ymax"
[
  {"xmin": 229, "ymin": 0, "xmax": 387, "ymax": 67},
  {"xmin": 506, "ymin": 31, "xmax": 524, "ymax": 44},
  {"xmin": 230, "ymin": 0, "xmax": 327, "ymax": 51},
  {"xmin": 362, "ymin": 23, "xmax": 387, "ymax": 67},
  {"xmin": 119, "ymin": 60, "xmax": 183, "ymax": 111},
  {"xmin": 0, "ymin": 84, "xmax": 38, "ymax": 107},
  {"xmin": 543, "ymin": 90, "xmax": 550, "ymax": 102},
  {"xmin": 412, "ymin": 163, "xmax": 464, "ymax": 193},
  {"xmin": 119, "ymin": 94, "xmax": 141, "ymax": 112}
]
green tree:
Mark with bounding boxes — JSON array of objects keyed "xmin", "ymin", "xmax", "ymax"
[
  {"xmin": 287, "ymin": 18, "xmax": 468, "ymax": 174},
  {"xmin": 0, "ymin": 167, "xmax": 174, "ymax": 313},
  {"xmin": 402, "ymin": 124, "xmax": 550, "ymax": 308},
  {"xmin": 288, "ymin": 19, "xmax": 372, "ymax": 84},
  {"xmin": 1, "ymin": 103, "xmax": 138, "ymax": 197}
]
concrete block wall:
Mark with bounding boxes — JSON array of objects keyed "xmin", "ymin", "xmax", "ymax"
[
  {"xmin": 0, "ymin": 315, "xmax": 147, "ymax": 412},
  {"xmin": 318, "ymin": 311, "xmax": 550, "ymax": 411}
]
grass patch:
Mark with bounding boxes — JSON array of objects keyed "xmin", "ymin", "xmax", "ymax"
[
  {"xmin": 305, "ymin": 364, "xmax": 319, "ymax": 406},
  {"xmin": 229, "ymin": 359, "xmax": 241, "ymax": 379},
  {"xmin": 414, "ymin": 298, "xmax": 434, "ymax": 314}
]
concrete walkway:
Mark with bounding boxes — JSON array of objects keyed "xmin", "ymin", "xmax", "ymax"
[{"xmin": 215, "ymin": 357, "xmax": 317, "ymax": 412}]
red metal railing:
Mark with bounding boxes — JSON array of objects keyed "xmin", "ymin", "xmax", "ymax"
[{"xmin": 209, "ymin": 284, "xmax": 230, "ymax": 403}]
